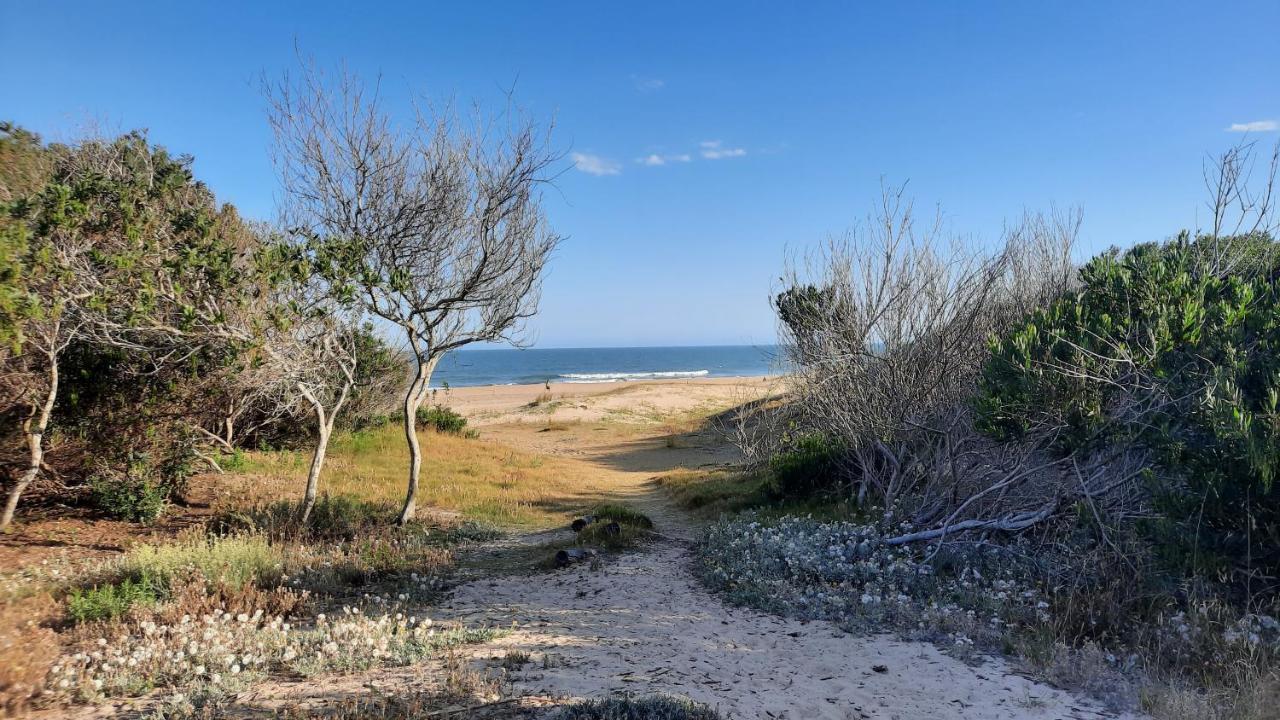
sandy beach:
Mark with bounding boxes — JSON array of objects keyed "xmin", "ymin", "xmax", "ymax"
[{"xmin": 442, "ymin": 376, "xmax": 782, "ymax": 426}]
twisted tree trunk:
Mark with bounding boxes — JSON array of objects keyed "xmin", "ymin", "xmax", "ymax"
[
  {"xmin": 1, "ymin": 350, "xmax": 59, "ymax": 530},
  {"xmin": 298, "ymin": 380, "xmax": 351, "ymax": 525},
  {"xmin": 397, "ymin": 353, "xmax": 439, "ymax": 526}
]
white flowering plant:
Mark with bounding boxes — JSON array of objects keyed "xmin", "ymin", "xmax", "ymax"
[{"xmin": 46, "ymin": 600, "xmax": 498, "ymax": 707}]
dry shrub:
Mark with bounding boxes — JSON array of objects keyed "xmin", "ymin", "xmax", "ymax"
[
  {"xmin": 154, "ymin": 572, "xmax": 308, "ymax": 624},
  {"xmin": 776, "ymin": 186, "xmax": 1080, "ymax": 511},
  {"xmin": 1144, "ymin": 671, "xmax": 1280, "ymax": 720},
  {"xmin": 0, "ymin": 594, "xmax": 58, "ymax": 714}
]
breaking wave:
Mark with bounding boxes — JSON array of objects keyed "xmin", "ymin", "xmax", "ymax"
[{"xmin": 558, "ymin": 370, "xmax": 710, "ymax": 383}]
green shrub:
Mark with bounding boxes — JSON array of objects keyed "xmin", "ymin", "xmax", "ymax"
[
  {"xmin": 416, "ymin": 404, "xmax": 472, "ymax": 436},
  {"xmin": 556, "ymin": 695, "xmax": 722, "ymax": 720},
  {"xmin": 767, "ymin": 432, "xmax": 844, "ymax": 499},
  {"xmin": 87, "ymin": 440, "xmax": 200, "ymax": 523},
  {"xmin": 219, "ymin": 449, "xmax": 248, "ymax": 471},
  {"xmin": 588, "ymin": 503, "xmax": 654, "ymax": 529},
  {"xmin": 66, "ymin": 573, "xmax": 158, "ymax": 622},
  {"xmin": 89, "ymin": 474, "xmax": 168, "ymax": 524},
  {"xmin": 976, "ymin": 232, "xmax": 1280, "ymax": 584}
]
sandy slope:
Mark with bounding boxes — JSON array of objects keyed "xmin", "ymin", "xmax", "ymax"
[{"xmin": 438, "ymin": 380, "xmax": 1139, "ymax": 719}]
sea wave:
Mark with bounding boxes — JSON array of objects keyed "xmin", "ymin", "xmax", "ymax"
[{"xmin": 558, "ymin": 369, "xmax": 710, "ymax": 383}]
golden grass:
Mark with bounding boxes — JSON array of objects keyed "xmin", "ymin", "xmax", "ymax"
[
  {"xmin": 655, "ymin": 467, "xmax": 769, "ymax": 516},
  {"xmin": 234, "ymin": 426, "xmax": 628, "ymax": 529}
]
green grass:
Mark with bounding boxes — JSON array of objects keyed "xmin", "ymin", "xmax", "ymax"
[
  {"xmin": 655, "ymin": 468, "xmax": 770, "ymax": 516},
  {"xmin": 66, "ymin": 574, "xmax": 159, "ymax": 622},
  {"xmin": 656, "ymin": 467, "xmax": 866, "ymax": 522},
  {"xmin": 122, "ymin": 534, "xmax": 284, "ymax": 589},
  {"xmin": 588, "ymin": 503, "xmax": 654, "ymax": 529}
]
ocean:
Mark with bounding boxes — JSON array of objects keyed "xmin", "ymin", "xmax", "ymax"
[{"xmin": 430, "ymin": 345, "xmax": 782, "ymax": 388}]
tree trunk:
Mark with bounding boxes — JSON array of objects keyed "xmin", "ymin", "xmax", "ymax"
[
  {"xmin": 297, "ymin": 379, "xmax": 350, "ymax": 526},
  {"xmin": 1, "ymin": 353, "xmax": 59, "ymax": 530},
  {"xmin": 397, "ymin": 354, "xmax": 439, "ymax": 526},
  {"xmin": 298, "ymin": 408, "xmax": 330, "ymax": 525}
]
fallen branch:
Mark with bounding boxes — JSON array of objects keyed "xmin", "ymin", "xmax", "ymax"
[{"xmin": 884, "ymin": 501, "xmax": 1059, "ymax": 546}]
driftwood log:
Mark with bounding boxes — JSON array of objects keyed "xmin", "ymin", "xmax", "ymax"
[
  {"xmin": 570, "ymin": 515, "xmax": 597, "ymax": 532},
  {"xmin": 555, "ymin": 547, "xmax": 598, "ymax": 568}
]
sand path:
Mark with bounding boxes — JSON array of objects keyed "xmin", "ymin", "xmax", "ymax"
[{"xmin": 437, "ymin": 381, "xmax": 1139, "ymax": 719}]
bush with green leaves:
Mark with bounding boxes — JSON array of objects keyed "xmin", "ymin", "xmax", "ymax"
[
  {"xmin": 976, "ymin": 232, "xmax": 1280, "ymax": 585},
  {"xmin": 766, "ymin": 432, "xmax": 844, "ymax": 499},
  {"xmin": 89, "ymin": 473, "xmax": 168, "ymax": 524},
  {"xmin": 415, "ymin": 404, "xmax": 472, "ymax": 436},
  {"xmin": 87, "ymin": 441, "xmax": 199, "ymax": 523}
]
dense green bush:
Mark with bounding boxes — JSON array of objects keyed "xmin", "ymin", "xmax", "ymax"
[
  {"xmin": 89, "ymin": 470, "xmax": 168, "ymax": 524},
  {"xmin": 976, "ymin": 232, "xmax": 1280, "ymax": 584},
  {"xmin": 766, "ymin": 432, "xmax": 845, "ymax": 499},
  {"xmin": 87, "ymin": 441, "xmax": 199, "ymax": 523},
  {"xmin": 416, "ymin": 404, "xmax": 472, "ymax": 436}
]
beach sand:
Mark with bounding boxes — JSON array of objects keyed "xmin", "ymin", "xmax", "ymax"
[{"xmin": 442, "ymin": 376, "xmax": 779, "ymax": 425}]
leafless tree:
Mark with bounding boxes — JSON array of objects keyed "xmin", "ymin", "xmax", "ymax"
[
  {"xmin": 777, "ymin": 184, "xmax": 1080, "ymax": 508},
  {"xmin": 267, "ymin": 62, "xmax": 561, "ymax": 524},
  {"xmin": 1201, "ymin": 139, "xmax": 1279, "ymax": 275}
]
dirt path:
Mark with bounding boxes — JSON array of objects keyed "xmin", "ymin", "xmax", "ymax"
[
  {"xmin": 438, "ymin": 382, "xmax": 1140, "ymax": 719},
  {"xmin": 446, "ymin": 538, "xmax": 1131, "ymax": 719}
]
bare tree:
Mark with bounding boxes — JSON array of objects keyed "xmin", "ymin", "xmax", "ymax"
[
  {"xmin": 258, "ymin": 304, "xmax": 362, "ymax": 524},
  {"xmin": 1201, "ymin": 139, "xmax": 1280, "ymax": 275},
  {"xmin": 777, "ymin": 184, "xmax": 1080, "ymax": 508},
  {"xmin": 267, "ymin": 62, "xmax": 561, "ymax": 524}
]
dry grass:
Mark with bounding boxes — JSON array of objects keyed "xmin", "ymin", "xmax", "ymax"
[
  {"xmin": 655, "ymin": 468, "xmax": 769, "ymax": 516},
  {"xmin": 235, "ymin": 427, "xmax": 629, "ymax": 529},
  {"xmin": 525, "ymin": 390, "xmax": 555, "ymax": 407},
  {"xmin": 0, "ymin": 593, "xmax": 58, "ymax": 714}
]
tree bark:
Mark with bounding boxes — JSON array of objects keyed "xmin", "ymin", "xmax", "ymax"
[
  {"xmin": 299, "ymin": 407, "xmax": 329, "ymax": 525},
  {"xmin": 1, "ymin": 351, "xmax": 59, "ymax": 530},
  {"xmin": 397, "ymin": 353, "xmax": 439, "ymax": 526},
  {"xmin": 298, "ymin": 380, "xmax": 350, "ymax": 525}
]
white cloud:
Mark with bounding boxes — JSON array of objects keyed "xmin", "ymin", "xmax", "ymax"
[
  {"xmin": 1226, "ymin": 120, "xmax": 1279, "ymax": 132},
  {"xmin": 699, "ymin": 140, "xmax": 746, "ymax": 159},
  {"xmin": 636, "ymin": 153, "xmax": 692, "ymax": 166},
  {"xmin": 631, "ymin": 75, "xmax": 665, "ymax": 92},
  {"xmin": 572, "ymin": 152, "xmax": 622, "ymax": 176}
]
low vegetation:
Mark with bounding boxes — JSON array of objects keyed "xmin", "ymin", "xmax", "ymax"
[
  {"xmin": 0, "ymin": 494, "xmax": 503, "ymax": 714},
  {"xmin": 240, "ymin": 425, "xmax": 618, "ymax": 528},
  {"xmin": 555, "ymin": 695, "xmax": 723, "ymax": 720}
]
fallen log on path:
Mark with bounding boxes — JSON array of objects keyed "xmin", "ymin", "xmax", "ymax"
[{"xmin": 554, "ymin": 547, "xmax": 598, "ymax": 567}]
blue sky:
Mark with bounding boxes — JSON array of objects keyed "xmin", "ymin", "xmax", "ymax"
[{"xmin": 3, "ymin": 1, "xmax": 1278, "ymax": 347}]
